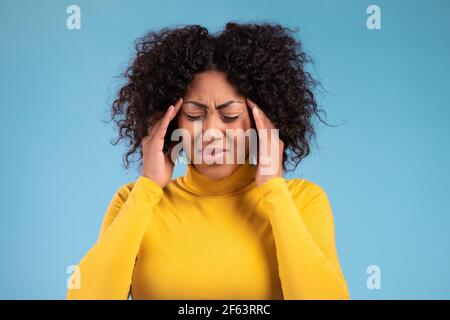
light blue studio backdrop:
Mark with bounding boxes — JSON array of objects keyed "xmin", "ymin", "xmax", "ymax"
[{"xmin": 0, "ymin": 0, "xmax": 449, "ymax": 299}]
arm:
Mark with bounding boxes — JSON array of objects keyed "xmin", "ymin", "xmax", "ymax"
[
  {"xmin": 255, "ymin": 177, "xmax": 350, "ymax": 300},
  {"xmin": 66, "ymin": 176, "xmax": 163, "ymax": 300}
]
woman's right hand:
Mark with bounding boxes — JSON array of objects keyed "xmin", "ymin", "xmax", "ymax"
[{"xmin": 141, "ymin": 97, "xmax": 183, "ymax": 188}]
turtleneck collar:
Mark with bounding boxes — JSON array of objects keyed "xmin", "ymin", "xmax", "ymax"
[{"xmin": 177, "ymin": 158, "xmax": 257, "ymax": 196}]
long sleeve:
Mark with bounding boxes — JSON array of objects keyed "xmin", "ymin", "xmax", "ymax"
[
  {"xmin": 255, "ymin": 177, "xmax": 350, "ymax": 300},
  {"xmin": 66, "ymin": 176, "xmax": 163, "ymax": 300}
]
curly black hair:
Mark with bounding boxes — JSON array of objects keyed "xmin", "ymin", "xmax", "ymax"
[{"xmin": 109, "ymin": 21, "xmax": 329, "ymax": 172}]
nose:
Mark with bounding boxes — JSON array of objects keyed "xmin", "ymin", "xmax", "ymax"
[
  {"xmin": 201, "ymin": 112, "xmax": 227, "ymax": 146},
  {"xmin": 202, "ymin": 112, "xmax": 226, "ymax": 134}
]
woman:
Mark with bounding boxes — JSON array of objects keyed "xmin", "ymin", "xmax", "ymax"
[{"xmin": 66, "ymin": 22, "xmax": 350, "ymax": 300}]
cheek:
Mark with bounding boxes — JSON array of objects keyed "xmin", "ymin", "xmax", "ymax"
[
  {"xmin": 177, "ymin": 118, "xmax": 195, "ymax": 149},
  {"xmin": 178, "ymin": 117, "xmax": 192, "ymax": 134},
  {"xmin": 229, "ymin": 114, "xmax": 253, "ymax": 153}
]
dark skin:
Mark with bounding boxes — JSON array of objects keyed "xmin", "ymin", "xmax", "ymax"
[{"xmin": 142, "ymin": 70, "xmax": 283, "ymax": 188}]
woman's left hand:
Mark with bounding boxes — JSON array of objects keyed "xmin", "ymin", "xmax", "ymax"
[{"xmin": 246, "ymin": 98, "xmax": 284, "ymax": 186}]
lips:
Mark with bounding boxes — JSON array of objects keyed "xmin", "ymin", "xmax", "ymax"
[
  {"xmin": 200, "ymin": 146, "xmax": 229, "ymax": 162},
  {"xmin": 198, "ymin": 144, "xmax": 229, "ymax": 154},
  {"xmin": 201, "ymin": 147, "xmax": 228, "ymax": 153}
]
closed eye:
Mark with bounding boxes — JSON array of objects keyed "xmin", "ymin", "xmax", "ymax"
[
  {"xmin": 221, "ymin": 115, "xmax": 240, "ymax": 122},
  {"xmin": 183, "ymin": 112, "xmax": 241, "ymax": 122},
  {"xmin": 184, "ymin": 112, "xmax": 204, "ymax": 121},
  {"xmin": 186, "ymin": 115, "xmax": 203, "ymax": 121}
]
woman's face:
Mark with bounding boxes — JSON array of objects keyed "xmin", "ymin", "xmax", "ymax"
[{"xmin": 177, "ymin": 70, "xmax": 254, "ymax": 180}]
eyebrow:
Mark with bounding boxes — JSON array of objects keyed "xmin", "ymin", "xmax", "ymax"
[{"xmin": 183, "ymin": 100, "xmax": 244, "ymax": 110}]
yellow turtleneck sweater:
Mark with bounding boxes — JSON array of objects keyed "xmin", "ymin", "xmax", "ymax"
[{"xmin": 66, "ymin": 161, "xmax": 350, "ymax": 300}]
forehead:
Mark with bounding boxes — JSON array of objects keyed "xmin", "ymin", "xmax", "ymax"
[{"xmin": 184, "ymin": 70, "xmax": 242, "ymax": 100}]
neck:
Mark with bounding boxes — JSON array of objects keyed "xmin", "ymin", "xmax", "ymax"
[{"xmin": 180, "ymin": 158, "xmax": 257, "ymax": 196}]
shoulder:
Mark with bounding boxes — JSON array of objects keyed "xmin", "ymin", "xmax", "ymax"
[
  {"xmin": 280, "ymin": 177, "xmax": 338, "ymax": 232},
  {"xmin": 112, "ymin": 176, "xmax": 164, "ymax": 204},
  {"xmin": 284, "ymin": 177, "xmax": 332, "ymax": 211},
  {"xmin": 97, "ymin": 181, "xmax": 136, "ymax": 238},
  {"xmin": 111, "ymin": 180, "xmax": 136, "ymax": 204},
  {"xmin": 99, "ymin": 178, "xmax": 162, "ymax": 237},
  {"xmin": 285, "ymin": 177, "xmax": 328, "ymax": 198},
  {"xmin": 107, "ymin": 177, "xmax": 147, "ymax": 209}
]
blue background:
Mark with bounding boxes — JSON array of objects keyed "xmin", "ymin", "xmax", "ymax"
[{"xmin": 1, "ymin": 0, "xmax": 449, "ymax": 299}]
